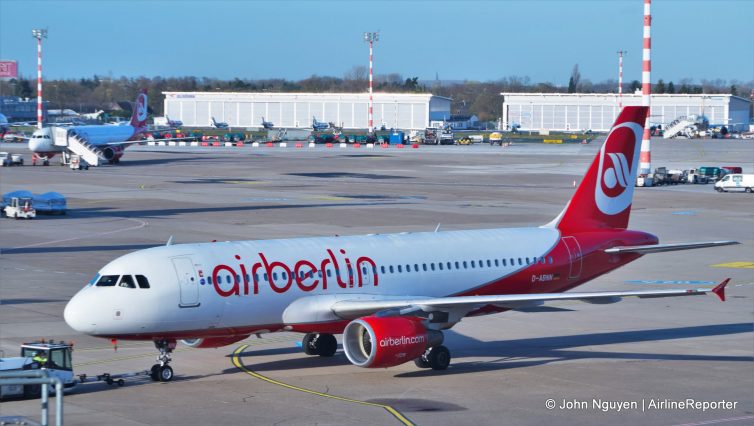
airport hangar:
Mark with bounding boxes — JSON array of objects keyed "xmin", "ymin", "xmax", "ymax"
[
  {"xmin": 501, "ymin": 92, "xmax": 752, "ymax": 132},
  {"xmin": 163, "ymin": 92, "xmax": 452, "ymax": 130}
]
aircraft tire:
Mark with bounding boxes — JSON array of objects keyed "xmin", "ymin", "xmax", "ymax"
[
  {"xmin": 316, "ymin": 333, "xmax": 337, "ymax": 357},
  {"xmin": 150, "ymin": 364, "xmax": 160, "ymax": 381},
  {"xmin": 158, "ymin": 365, "xmax": 174, "ymax": 382},
  {"xmin": 427, "ymin": 346, "xmax": 451, "ymax": 371},
  {"xmin": 302, "ymin": 333, "xmax": 318, "ymax": 356},
  {"xmin": 414, "ymin": 356, "xmax": 431, "ymax": 369}
]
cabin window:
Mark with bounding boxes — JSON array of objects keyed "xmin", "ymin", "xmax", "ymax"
[
  {"xmin": 118, "ymin": 275, "xmax": 136, "ymax": 289},
  {"xmin": 135, "ymin": 275, "xmax": 150, "ymax": 289},
  {"xmin": 486, "ymin": 260, "xmax": 491, "ymax": 267},
  {"xmin": 438, "ymin": 262, "xmax": 444, "ymax": 271},
  {"xmin": 479, "ymin": 259, "xmax": 484, "ymax": 267},
  {"xmin": 471, "ymin": 261, "xmax": 476, "ymax": 268},
  {"xmin": 226, "ymin": 275, "xmax": 232, "ymax": 284},
  {"xmin": 455, "ymin": 261, "xmax": 460, "ymax": 269},
  {"xmin": 264, "ymin": 273, "xmax": 269, "ymax": 281},
  {"xmin": 96, "ymin": 275, "xmax": 119, "ymax": 287},
  {"xmin": 406, "ymin": 264, "xmax": 410, "ymax": 272},
  {"xmin": 494, "ymin": 259, "xmax": 499, "ymax": 267},
  {"xmin": 463, "ymin": 261, "xmax": 468, "ymax": 269},
  {"xmin": 255, "ymin": 273, "xmax": 260, "ymax": 282},
  {"xmin": 389, "ymin": 265, "xmax": 394, "ymax": 273},
  {"xmin": 381, "ymin": 266, "xmax": 386, "ymax": 274},
  {"xmin": 502, "ymin": 259, "xmax": 507, "ymax": 266},
  {"xmin": 362, "ymin": 267, "xmax": 367, "ymax": 276},
  {"xmin": 414, "ymin": 264, "xmax": 419, "ymax": 272},
  {"xmin": 398, "ymin": 265, "xmax": 403, "ymax": 273},
  {"xmin": 422, "ymin": 264, "xmax": 427, "ymax": 272},
  {"xmin": 281, "ymin": 272, "xmax": 287, "ymax": 280},
  {"xmin": 327, "ymin": 269, "xmax": 332, "ymax": 278},
  {"xmin": 548, "ymin": 256, "xmax": 554, "ymax": 264},
  {"xmin": 431, "ymin": 263, "xmax": 435, "ymax": 271},
  {"xmin": 518, "ymin": 258, "xmax": 523, "ymax": 266}
]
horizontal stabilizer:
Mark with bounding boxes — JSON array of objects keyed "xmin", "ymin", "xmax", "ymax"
[{"xmin": 604, "ymin": 241, "xmax": 739, "ymax": 254}]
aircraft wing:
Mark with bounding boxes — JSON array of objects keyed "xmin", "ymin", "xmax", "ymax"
[
  {"xmin": 604, "ymin": 240, "xmax": 738, "ymax": 254},
  {"xmin": 99, "ymin": 136, "xmax": 196, "ymax": 146},
  {"xmin": 327, "ymin": 279, "xmax": 729, "ymax": 321}
]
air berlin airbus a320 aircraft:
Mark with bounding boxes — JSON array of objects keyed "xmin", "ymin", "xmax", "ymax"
[{"xmin": 64, "ymin": 106, "xmax": 735, "ymax": 382}]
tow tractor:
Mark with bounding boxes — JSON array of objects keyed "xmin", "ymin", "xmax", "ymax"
[
  {"xmin": 3, "ymin": 196, "xmax": 36, "ymax": 219},
  {"xmin": 0, "ymin": 340, "xmax": 154, "ymax": 399}
]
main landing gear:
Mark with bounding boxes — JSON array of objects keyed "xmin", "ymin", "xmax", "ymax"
[
  {"xmin": 302, "ymin": 333, "xmax": 337, "ymax": 357},
  {"xmin": 150, "ymin": 339, "xmax": 176, "ymax": 382},
  {"xmin": 414, "ymin": 345, "xmax": 452, "ymax": 371}
]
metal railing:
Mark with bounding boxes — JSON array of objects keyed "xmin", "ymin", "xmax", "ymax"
[{"xmin": 0, "ymin": 369, "xmax": 64, "ymax": 426}]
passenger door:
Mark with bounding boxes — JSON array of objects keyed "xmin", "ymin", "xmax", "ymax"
[
  {"xmin": 562, "ymin": 236, "xmax": 583, "ymax": 279},
  {"xmin": 172, "ymin": 257, "xmax": 199, "ymax": 307}
]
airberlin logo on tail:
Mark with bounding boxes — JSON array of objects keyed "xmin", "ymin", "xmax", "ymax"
[
  {"xmin": 135, "ymin": 93, "xmax": 147, "ymax": 122},
  {"xmin": 595, "ymin": 121, "xmax": 643, "ymax": 215}
]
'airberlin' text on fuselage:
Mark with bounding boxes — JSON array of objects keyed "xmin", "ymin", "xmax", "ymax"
[{"xmin": 211, "ymin": 249, "xmax": 378, "ymax": 297}]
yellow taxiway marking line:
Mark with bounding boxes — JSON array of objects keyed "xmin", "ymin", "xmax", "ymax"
[
  {"xmin": 231, "ymin": 345, "xmax": 414, "ymax": 426},
  {"xmin": 711, "ymin": 262, "xmax": 754, "ymax": 269}
]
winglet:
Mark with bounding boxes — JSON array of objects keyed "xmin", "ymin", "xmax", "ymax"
[{"xmin": 711, "ymin": 278, "xmax": 730, "ymax": 301}]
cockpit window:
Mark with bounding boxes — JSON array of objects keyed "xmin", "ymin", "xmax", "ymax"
[
  {"xmin": 88, "ymin": 273, "xmax": 101, "ymax": 286},
  {"xmin": 118, "ymin": 275, "xmax": 136, "ymax": 288},
  {"xmin": 96, "ymin": 275, "xmax": 119, "ymax": 287},
  {"xmin": 136, "ymin": 275, "xmax": 150, "ymax": 289}
]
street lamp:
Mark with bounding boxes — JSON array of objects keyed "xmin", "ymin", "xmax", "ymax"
[
  {"xmin": 32, "ymin": 28, "xmax": 48, "ymax": 129},
  {"xmin": 363, "ymin": 31, "xmax": 379, "ymax": 134}
]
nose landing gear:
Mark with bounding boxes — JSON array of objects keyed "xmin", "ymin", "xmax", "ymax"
[{"xmin": 151, "ymin": 339, "xmax": 176, "ymax": 382}]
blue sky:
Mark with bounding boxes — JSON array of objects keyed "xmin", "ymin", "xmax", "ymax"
[{"xmin": 1, "ymin": 0, "xmax": 752, "ymax": 86}]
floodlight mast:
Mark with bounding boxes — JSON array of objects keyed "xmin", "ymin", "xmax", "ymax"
[
  {"xmin": 364, "ymin": 32, "xmax": 379, "ymax": 134},
  {"xmin": 32, "ymin": 28, "xmax": 48, "ymax": 130}
]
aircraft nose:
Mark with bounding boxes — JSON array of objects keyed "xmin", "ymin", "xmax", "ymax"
[
  {"xmin": 28, "ymin": 137, "xmax": 42, "ymax": 152},
  {"xmin": 64, "ymin": 291, "xmax": 97, "ymax": 334}
]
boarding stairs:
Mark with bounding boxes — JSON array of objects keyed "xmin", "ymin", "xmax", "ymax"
[
  {"xmin": 67, "ymin": 134, "xmax": 105, "ymax": 166},
  {"xmin": 663, "ymin": 116, "xmax": 698, "ymax": 139}
]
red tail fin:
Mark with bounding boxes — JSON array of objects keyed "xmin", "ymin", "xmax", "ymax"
[
  {"xmin": 548, "ymin": 106, "xmax": 649, "ymax": 235},
  {"xmin": 129, "ymin": 89, "xmax": 148, "ymax": 129}
]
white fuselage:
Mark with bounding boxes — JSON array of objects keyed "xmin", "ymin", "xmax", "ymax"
[
  {"xmin": 64, "ymin": 227, "xmax": 564, "ymax": 339},
  {"xmin": 28, "ymin": 124, "xmax": 138, "ymax": 154}
]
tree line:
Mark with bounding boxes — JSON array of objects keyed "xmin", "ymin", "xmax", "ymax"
[{"xmin": 1, "ymin": 64, "xmax": 750, "ymax": 123}]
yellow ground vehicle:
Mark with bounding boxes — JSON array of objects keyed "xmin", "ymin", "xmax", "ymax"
[{"xmin": 456, "ymin": 137, "xmax": 472, "ymax": 145}]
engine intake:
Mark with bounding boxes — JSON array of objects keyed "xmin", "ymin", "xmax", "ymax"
[
  {"xmin": 180, "ymin": 335, "xmax": 249, "ymax": 348},
  {"xmin": 343, "ymin": 316, "xmax": 443, "ymax": 368}
]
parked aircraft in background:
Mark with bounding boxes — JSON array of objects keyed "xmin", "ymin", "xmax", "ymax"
[
  {"xmin": 64, "ymin": 107, "xmax": 736, "ymax": 382},
  {"xmin": 211, "ymin": 117, "xmax": 229, "ymax": 129},
  {"xmin": 28, "ymin": 90, "xmax": 149, "ymax": 166},
  {"xmin": 312, "ymin": 116, "xmax": 331, "ymax": 131},
  {"xmin": 261, "ymin": 117, "xmax": 274, "ymax": 129},
  {"xmin": 166, "ymin": 115, "xmax": 183, "ymax": 128},
  {"xmin": 80, "ymin": 110, "xmax": 105, "ymax": 120}
]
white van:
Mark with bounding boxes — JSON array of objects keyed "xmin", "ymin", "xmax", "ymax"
[{"xmin": 714, "ymin": 174, "xmax": 754, "ymax": 193}]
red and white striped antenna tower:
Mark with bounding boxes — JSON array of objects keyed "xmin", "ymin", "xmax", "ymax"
[
  {"xmin": 364, "ymin": 31, "xmax": 379, "ymax": 134},
  {"xmin": 638, "ymin": 0, "xmax": 652, "ymax": 184},
  {"xmin": 32, "ymin": 28, "xmax": 48, "ymax": 130},
  {"xmin": 617, "ymin": 50, "xmax": 626, "ymax": 108}
]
